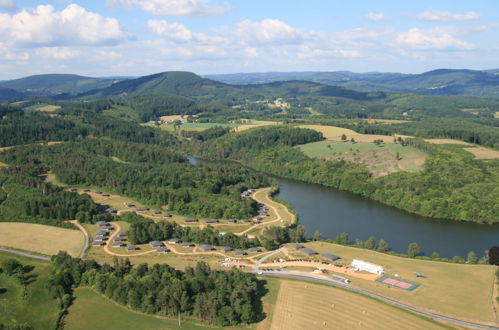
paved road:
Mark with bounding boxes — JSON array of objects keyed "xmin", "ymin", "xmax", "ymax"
[
  {"xmin": 69, "ymin": 220, "xmax": 89, "ymax": 259},
  {"xmin": 0, "ymin": 249, "xmax": 51, "ymax": 261},
  {"xmin": 256, "ymin": 271, "xmax": 499, "ymax": 330},
  {"xmin": 253, "ymin": 247, "xmax": 285, "ymax": 272}
]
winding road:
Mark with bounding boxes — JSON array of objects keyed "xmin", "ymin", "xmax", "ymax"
[
  {"xmin": 0, "ymin": 249, "xmax": 51, "ymax": 261},
  {"xmin": 68, "ymin": 220, "xmax": 89, "ymax": 259}
]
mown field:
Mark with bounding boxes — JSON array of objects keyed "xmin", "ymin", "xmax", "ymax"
[
  {"xmin": 64, "ymin": 287, "xmax": 215, "ymax": 330},
  {"xmin": 284, "ymin": 242, "xmax": 497, "ymax": 323},
  {"xmin": 25, "ymin": 104, "xmax": 61, "ymax": 112},
  {"xmin": 267, "ymin": 279, "xmax": 448, "ymax": 330},
  {"xmin": 0, "ymin": 222, "xmax": 84, "ymax": 257},
  {"xmin": 0, "ymin": 252, "xmax": 60, "ymax": 329}
]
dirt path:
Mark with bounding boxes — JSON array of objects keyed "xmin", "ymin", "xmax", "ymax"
[{"xmin": 68, "ymin": 220, "xmax": 89, "ymax": 259}]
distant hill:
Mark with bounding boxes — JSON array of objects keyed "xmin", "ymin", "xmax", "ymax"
[
  {"xmin": 0, "ymin": 86, "xmax": 27, "ymax": 101},
  {"xmin": 0, "ymin": 74, "xmax": 119, "ymax": 95},
  {"xmin": 207, "ymin": 69, "xmax": 499, "ymax": 98}
]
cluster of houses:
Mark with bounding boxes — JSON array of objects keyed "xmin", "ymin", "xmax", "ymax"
[
  {"xmin": 240, "ymin": 189, "xmax": 254, "ymax": 199},
  {"xmin": 147, "ymin": 117, "xmax": 188, "ymax": 126},
  {"xmin": 253, "ymin": 203, "xmax": 270, "ymax": 222},
  {"xmin": 291, "ymin": 244, "xmax": 342, "ymax": 261},
  {"xmin": 183, "ymin": 217, "xmax": 250, "ymax": 224},
  {"xmin": 125, "ymin": 202, "xmax": 172, "ymax": 218}
]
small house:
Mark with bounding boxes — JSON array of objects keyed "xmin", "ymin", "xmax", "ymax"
[
  {"xmin": 112, "ymin": 242, "xmax": 125, "ymax": 247},
  {"xmin": 117, "ymin": 232, "xmax": 127, "ymax": 237},
  {"xmin": 94, "ymin": 190, "xmax": 102, "ymax": 194},
  {"xmin": 227, "ymin": 218, "xmax": 237, "ymax": 223},
  {"xmin": 204, "ymin": 218, "xmax": 219, "ymax": 224},
  {"xmin": 96, "ymin": 221, "xmax": 108, "ymax": 227},
  {"xmin": 252, "ymin": 216, "xmax": 262, "ymax": 222},
  {"xmin": 241, "ymin": 219, "xmax": 250, "ymax": 223},
  {"xmin": 125, "ymin": 202, "xmax": 134, "ymax": 207},
  {"xmin": 199, "ymin": 244, "xmax": 214, "ymax": 251},
  {"xmin": 104, "ymin": 208, "xmax": 117, "ymax": 214},
  {"xmin": 163, "ymin": 213, "xmax": 172, "ymax": 218},
  {"xmin": 322, "ymin": 253, "xmax": 340, "ymax": 261},
  {"xmin": 184, "ymin": 218, "xmax": 198, "ymax": 223},
  {"xmin": 181, "ymin": 242, "xmax": 194, "ymax": 247},
  {"xmin": 293, "ymin": 244, "xmax": 304, "ymax": 250},
  {"xmin": 302, "ymin": 248, "xmax": 318, "ymax": 256},
  {"xmin": 153, "ymin": 210, "xmax": 162, "ymax": 215},
  {"xmin": 220, "ymin": 246, "xmax": 233, "ymax": 253},
  {"xmin": 82, "ymin": 189, "xmax": 90, "ymax": 192},
  {"xmin": 168, "ymin": 238, "xmax": 180, "ymax": 244},
  {"xmin": 156, "ymin": 247, "xmax": 169, "ymax": 253},
  {"xmin": 127, "ymin": 246, "xmax": 139, "ymax": 251},
  {"xmin": 92, "ymin": 241, "xmax": 105, "ymax": 246},
  {"xmin": 234, "ymin": 250, "xmax": 246, "ymax": 256},
  {"xmin": 351, "ymin": 259, "xmax": 384, "ymax": 275},
  {"xmin": 101, "ymin": 226, "xmax": 113, "ymax": 230},
  {"xmin": 68, "ymin": 188, "xmax": 77, "ymax": 192},
  {"xmin": 149, "ymin": 241, "xmax": 163, "ymax": 248},
  {"xmin": 113, "ymin": 237, "xmax": 125, "ymax": 242},
  {"xmin": 102, "ymin": 193, "xmax": 110, "ymax": 197},
  {"xmin": 95, "ymin": 235, "xmax": 107, "ymax": 241},
  {"xmin": 95, "ymin": 230, "xmax": 108, "ymax": 236},
  {"xmin": 136, "ymin": 207, "xmax": 149, "ymax": 212},
  {"xmin": 248, "ymin": 247, "xmax": 261, "ymax": 253}
]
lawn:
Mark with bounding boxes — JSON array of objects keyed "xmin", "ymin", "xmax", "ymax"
[
  {"xmin": 285, "ymin": 242, "xmax": 498, "ymax": 323},
  {"xmin": 298, "ymin": 140, "xmax": 427, "ymax": 177},
  {"xmin": 0, "ymin": 252, "xmax": 60, "ymax": 329},
  {"xmin": 267, "ymin": 279, "xmax": 448, "ymax": 330},
  {"xmin": 64, "ymin": 287, "xmax": 216, "ymax": 330},
  {"xmin": 0, "ymin": 222, "xmax": 84, "ymax": 257}
]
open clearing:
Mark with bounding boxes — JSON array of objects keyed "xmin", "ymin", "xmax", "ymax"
[
  {"xmin": 65, "ymin": 287, "xmax": 212, "ymax": 330},
  {"xmin": 298, "ymin": 124, "xmax": 410, "ymax": 143},
  {"xmin": 463, "ymin": 146, "xmax": 499, "ymax": 159},
  {"xmin": 234, "ymin": 120, "xmax": 281, "ymax": 132},
  {"xmin": 425, "ymin": 139, "xmax": 472, "ymax": 145},
  {"xmin": 159, "ymin": 114, "xmax": 187, "ymax": 122},
  {"xmin": 361, "ymin": 119, "xmax": 411, "ymax": 124},
  {"xmin": 285, "ymin": 242, "xmax": 497, "ymax": 323},
  {"xmin": 299, "ymin": 140, "xmax": 427, "ymax": 177},
  {"xmin": 268, "ymin": 279, "xmax": 446, "ymax": 330},
  {"xmin": 0, "ymin": 252, "xmax": 60, "ymax": 329},
  {"xmin": 28, "ymin": 104, "xmax": 61, "ymax": 112},
  {"xmin": 0, "ymin": 222, "xmax": 84, "ymax": 257}
]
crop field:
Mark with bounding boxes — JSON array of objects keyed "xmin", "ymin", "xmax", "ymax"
[
  {"xmin": 0, "ymin": 222, "xmax": 84, "ymax": 257},
  {"xmin": 299, "ymin": 140, "xmax": 427, "ymax": 177},
  {"xmin": 26, "ymin": 104, "xmax": 61, "ymax": 112},
  {"xmin": 0, "ymin": 252, "xmax": 60, "ymax": 329},
  {"xmin": 463, "ymin": 146, "xmax": 499, "ymax": 159},
  {"xmin": 285, "ymin": 242, "xmax": 497, "ymax": 323},
  {"xmin": 268, "ymin": 279, "xmax": 447, "ymax": 330},
  {"xmin": 159, "ymin": 115, "xmax": 187, "ymax": 121},
  {"xmin": 65, "ymin": 287, "xmax": 212, "ymax": 330},
  {"xmin": 361, "ymin": 119, "xmax": 411, "ymax": 124},
  {"xmin": 298, "ymin": 124, "xmax": 412, "ymax": 143},
  {"xmin": 234, "ymin": 120, "xmax": 281, "ymax": 132},
  {"xmin": 254, "ymin": 278, "xmax": 282, "ymax": 330},
  {"xmin": 425, "ymin": 139, "xmax": 471, "ymax": 145}
]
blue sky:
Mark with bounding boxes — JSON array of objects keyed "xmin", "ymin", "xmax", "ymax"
[{"xmin": 0, "ymin": 0, "xmax": 498, "ymax": 79}]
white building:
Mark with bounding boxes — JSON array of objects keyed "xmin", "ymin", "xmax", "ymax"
[{"xmin": 351, "ymin": 259, "xmax": 384, "ymax": 275}]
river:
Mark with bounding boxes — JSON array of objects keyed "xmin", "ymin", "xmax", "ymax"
[{"xmin": 188, "ymin": 156, "xmax": 498, "ymax": 258}]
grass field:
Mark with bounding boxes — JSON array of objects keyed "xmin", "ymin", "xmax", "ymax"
[
  {"xmin": 0, "ymin": 222, "xmax": 84, "ymax": 257},
  {"xmin": 284, "ymin": 242, "xmax": 497, "ymax": 323},
  {"xmin": 234, "ymin": 120, "xmax": 281, "ymax": 132},
  {"xmin": 64, "ymin": 287, "xmax": 215, "ymax": 330},
  {"xmin": 463, "ymin": 146, "xmax": 499, "ymax": 159},
  {"xmin": 425, "ymin": 139, "xmax": 471, "ymax": 145},
  {"xmin": 252, "ymin": 188, "xmax": 296, "ymax": 225},
  {"xmin": 25, "ymin": 104, "xmax": 61, "ymax": 112},
  {"xmin": 159, "ymin": 115, "xmax": 187, "ymax": 121},
  {"xmin": 102, "ymin": 105, "xmax": 139, "ymax": 121},
  {"xmin": 0, "ymin": 252, "xmax": 60, "ymax": 329},
  {"xmin": 267, "ymin": 279, "xmax": 447, "ymax": 330},
  {"xmin": 254, "ymin": 278, "xmax": 281, "ymax": 330},
  {"xmin": 299, "ymin": 140, "xmax": 427, "ymax": 177}
]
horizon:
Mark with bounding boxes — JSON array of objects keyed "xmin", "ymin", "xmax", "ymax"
[{"xmin": 1, "ymin": 1, "xmax": 499, "ymax": 79}]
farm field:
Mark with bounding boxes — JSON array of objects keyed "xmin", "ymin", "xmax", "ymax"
[
  {"xmin": 298, "ymin": 140, "xmax": 427, "ymax": 176},
  {"xmin": 298, "ymin": 124, "xmax": 412, "ymax": 143},
  {"xmin": 463, "ymin": 146, "xmax": 499, "ymax": 159},
  {"xmin": 284, "ymin": 242, "xmax": 498, "ymax": 324},
  {"xmin": 25, "ymin": 104, "xmax": 61, "ymax": 112},
  {"xmin": 0, "ymin": 222, "xmax": 84, "ymax": 257},
  {"xmin": 425, "ymin": 139, "xmax": 472, "ymax": 145},
  {"xmin": 254, "ymin": 278, "xmax": 281, "ymax": 330},
  {"xmin": 267, "ymin": 279, "xmax": 447, "ymax": 330},
  {"xmin": 234, "ymin": 120, "xmax": 281, "ymax": 132},
  {"xmin": 0, "ymin": 252, "xmax": 60, "ymax": 329},
  {"xmin": 65, "ymin": 287, "xmax": 214, "ymax": 330}
]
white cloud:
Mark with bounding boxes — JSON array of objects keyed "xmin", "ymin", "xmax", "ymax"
[
  {"xmin": 148, "ymin": 19, "xmax": 193, "ymax": 41},
  {"xmin": 396, "ymin": 28, "xmax": 474, "ymax": 50},
  {"xmin": 0, "ymin": 4, "xmax": 129, "ymax": 47},
  {"xmin": 0, "ymin": 0, "xmax": 15, "ymax": 11},
  {"xmin": 107, "ymin": 0, "xmax": 230, "ymax": 17},
  {"xmin": 244, "ymin": 47, "xmax": 258, "ymax": 58},
  {"xmin": 235, "ymin": 19, "xmax": 304, "ymax": 45},
  {"xmin": 365, "ymin": 12, "xmax": 387, "ymax": 22},
  {"xmin": 36, "ymin": 47, "xmax": 80, "ymax": 60},
  {"xmin": 417, "ymin": 10, "xmax": 480, "ymax": 22}
]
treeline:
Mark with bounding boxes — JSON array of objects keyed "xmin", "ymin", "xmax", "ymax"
[
  {"xmin": 0, "ymin": 167, "xmax": 106, "ymax": 227},
  {"xmin": 125, "ymin": 215, "xmax": 258, "ymax": 249},
  {"xmin": 197, "ymin": 127, "xmax": 499, "ymax": 223},
  {"xmin": 49, "ymin": 252, "xmax": 264, "ymax": 326}
]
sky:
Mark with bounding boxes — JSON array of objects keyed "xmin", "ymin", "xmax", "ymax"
[{"xmin": 1, "ymin": 0, "xmax": 499, "ymax": 79}]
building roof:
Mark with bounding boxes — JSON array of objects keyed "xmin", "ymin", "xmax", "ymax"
[
  {"xmin": 92, "ymin": 241, "xmax": 105, "ymax": 245},
  {"xmin": 302, "ymin": 248, "xmax": 318, "ymax": 255},
  {"xmin": 163, "ymin": 213, "xmax": 171, "ymax": 217},
  {"xmin": 168, "ymin": 238, "xmax": 180, "ymax": 243},
  {"xmin": 112, "ymin": 242, "xmax": 125, "ymax": 246},
  {"xmin": 102, "ymin": 193, "xmax": 110, "ymax": 197},
  {"xmin": 117, "ymin": 232, "xmax": 127, "ymax": 236},
  {"xmin": 181, "ymin": 242, "xmax": 194, "ymax": 246},
  {"xmin": 104, "ymin": 208, "xmax": 117, "ymax": 213},
  {"xmin": 126, "ymin": 246, "xmax": 138, "ymax": 250},
  {"xmin": 234, "ymin": 250, "xmax": 246, "ymax": 255},
  {"xmin": 248, "ymin": 247, "xmax": 261, "ymax": 252},
  {"xmin": 322, "ymin": 253, "xmax": 340, "ymax": 260},
  {"xmin": 96, "ymin": 221, "xmax": 108, "ymax": 226},
  {"xmin": 94, "ymin": 190, "xmax": 102, "ymax": 194},
  {"xmin": 199, "ymin": 244, "xmax": 214, "ymax": 250},
  {"xmin": 82, "ymin": 189, "xmax": 90, "ymax": 192},
  {"xmin": 136, "ymin": 207, "xmax": 149, "ymax": 211},
  {"xmin": 95, "ymin": 230, "xmax": 108, "ymax": 235},
  {"xmin": 149, "ymin": 241, "xmax": 163, "ymax": 246},
  {"xmin": 227, "ymin": 218, "xmax": 237, "ymax": 222},
  {"xmin": 156, "ymin": 247, "xmax": 169, "ymax": 252},
  {"xmin": 153, "ymin": 210, "xmax": 162, "ymax": 214},
  {"xmin": 220, "ymin": 246, "xmax": 233, "ymax": 252},
  {"xmin": 113, "ymin": 237, "xmax": 125, "ymax": 241},
  {"xmin": 204, "ymin": 218, "xmax": 219, "ymax": 223},
  {"xmin": 293, "ymin": 244, "xmax": 304, "ymax": 249},
  {"xmin": 184, "ymin": 217, "xmax": 198, "ymax": 222}
]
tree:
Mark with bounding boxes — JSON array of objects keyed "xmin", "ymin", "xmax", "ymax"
[
  {"xmin": 335, "ymin": 232, "xmax": 349, "ymax": 245},
  {"xmin": 452, "ymin": 256, "xmax": 465, "ymax": 263},
  {"xmin": 407, "ymin": 242, "xmax": 420, "ymax": 258},
  {"xmin": 378, "ymin": 239, "xmax": 388, "ymax": 252},
  {"xmin": 341, "ymin": 134, "xmax": 347, "ymax": 141},
  {"xmin": 365, "ymin": 236, "xmax": 376, "ymax": 250},
  {"xmin": 431, "ymin": 251, "xmax": 440, "ymax": 259},
  {"xmin": 312, "ymin": 230, "xmax": 323, "ymax": 241},
  {"xmin": 489, "ymin": 246, "xmax": 499, "ymax": 265},
  {"xmin": 467, "ymin": 251, "xmax": 478, "ymax": 264},
  {"xmin": 351, "ymin": 138, "xmax": 356, "ymax": 143},
  {"xmin": 288, "ymin": 225, "xmax": 307, "ymax": 243}
]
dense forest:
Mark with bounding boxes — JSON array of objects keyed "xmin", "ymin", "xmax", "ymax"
[{"xmin": 49, "ymin": 252, "xmax": 264, "ymax": 326}]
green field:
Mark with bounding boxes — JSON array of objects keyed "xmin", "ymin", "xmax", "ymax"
[
  {"xmin": 0, "ymin": 252, "xmax": 60, "ymax": 329},
  {"xmin": 285, "ymin": 242, "xmax": 498, "ymax": 323},
  {"xmin": 64, "ymin": 287, "xmax": 216, "ymax": 330},
  {"xmin": 298, "ymin": 140, "xmax": 427, "ymax": 176}
]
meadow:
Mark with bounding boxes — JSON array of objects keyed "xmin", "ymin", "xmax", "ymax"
[
  {"xmin": 284, "ymin": 242, "xmax": 498, "ymax": 323},
  {"xmin": 267, "ymin": 279, "xmax": 447, "ymax": 330},
  {"xmin": 0, "ymin": 222, "xmax": 84, "ymax": 257}
]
